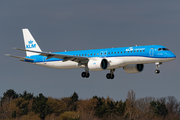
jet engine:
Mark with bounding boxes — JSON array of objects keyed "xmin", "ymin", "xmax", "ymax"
[
  {"xmin": 88, "ymin": 58, "xmax": 108, "ymax": 71},
  {"xmin": 123, "ymin": 64, "xmax": 144, "ymax": 73}
]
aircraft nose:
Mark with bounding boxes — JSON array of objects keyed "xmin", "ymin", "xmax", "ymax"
[{"xmin": 170, "ymin": 52, "xmax": 176, "ymax": 59}]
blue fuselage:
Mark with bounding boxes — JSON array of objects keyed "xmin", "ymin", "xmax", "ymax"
[{"xmin": 26, "ymin": 45, "xmax": 176, "ymax": 63}]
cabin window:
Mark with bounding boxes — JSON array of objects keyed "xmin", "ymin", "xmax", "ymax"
[
  {"xmin": 137, "ymin": 50, "xmax": 139, "ymax": 52},
  {"xmin": 94, "ymin": 53, "xmax": 96, "ymax": 55},
  {"xmin": 111, "ymin": 52, "xmax": 113, "ymax": 54},
  {"xmin": 121, "ymin": 51, "xmax": 122, "ymax": 53},
  {"xmin": 114, "ymin": 52, "xmax": 116, "ymax": 54},
  {"xmin": 124, "ymin": 51, "xmax": 126, "ymax": 53},
  {"xmin": 143, "ymin": 50, "xmax": 145, "ymax": 52},
  {"xmin": 104, "ymin": 53, "xmax": 106, "ymax": 55},
  {"xmin": 91, "ymin": 53, "xmax": 92, "ymax": 55},
  {"xmin": 131, "ymin": 51, "xmax": 132, "ymax": 53},
  {"xmin": 108, "ymin": 52, "xmax": 110, "ymax": 54},
  {"xmin": 118, "ymin": 52, "xmax": 119, "ymax": 54}
]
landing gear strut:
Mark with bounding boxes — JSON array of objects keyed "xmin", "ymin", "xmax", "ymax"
[
  {"xmin": 106, "ymin": 69, "xmax": 115, "ymax": 79},
  {"xmin": 155, "ymin": 62, "xmax": 162, "ymax": 74}
]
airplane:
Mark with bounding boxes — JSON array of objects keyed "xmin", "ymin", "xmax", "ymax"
[{"xmin": 6, "ymin": 29, "xmax": 176, "ymax": 79}]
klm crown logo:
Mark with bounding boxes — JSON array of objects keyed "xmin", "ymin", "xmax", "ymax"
[
  {"xmin": 26, "ymin": 40, "xmax": 36, "ymax": 49},
  {"xmin": 28, "ymin": 40, "xmax": 33, "ymax": 44}
]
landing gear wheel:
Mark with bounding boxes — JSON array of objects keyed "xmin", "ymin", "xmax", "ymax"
[
  {"xmin": 106, "ymin": 73, "xmax": 114, "ymax": 79},
  {"xmin": 81, "ymin": 72, "xmax": 90, "ymax": 78},
  {"xmin": 111, "ymin": 74, "xmax": 114, "ymax": 79},
  {"xmin": 155, "ymin": 70, "xmax": 160, "ymax": 74},
  {"xmin": 81, "ymin": 72, "xmax": 86, "ymax": 78},
  {"xmin": 106, "ymin": 73, "xmax": 111, "ymax": 79},
  {"xmin": 86, "ymin": 73, "xmax": 90, "ymax": 78}
]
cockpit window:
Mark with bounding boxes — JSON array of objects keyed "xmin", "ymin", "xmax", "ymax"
[
  {"xmin": 163, "ymin": 48, "xmax": 169, "ymax": 51},
  {"xmin": 158, "ymin": 48, "xmax": 162, "ymax": 51},
  {"xmin": 158, "ymin": 48, "xmax": 169, "ymax": 51}
]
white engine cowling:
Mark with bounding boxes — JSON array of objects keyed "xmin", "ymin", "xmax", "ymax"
[
  {"xmin": 88, "ymin": 58, "xmax": 108, "ymax": 71},
  {"xmin": 123, "ymin": 64, "xmax": 144, "ymax": 73},
  {"xmin": 106, "ymin": 58, "xmax": 125, "ymax": 69}
]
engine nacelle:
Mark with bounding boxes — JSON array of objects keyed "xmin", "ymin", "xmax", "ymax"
[
  {"xmin": 123, "ymin": 64, "xmax": 144, "ymax": 73},
  {"xmin": 88, "ymin": 58, "xmax": 108, "ymax": 71},
  {"xmin": 106, "ymin": 58, "xmax": 125, "ymax": 69}
]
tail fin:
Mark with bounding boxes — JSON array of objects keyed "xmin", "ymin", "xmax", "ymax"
[{"xmin": 22, "ymin": 29, "xmax": 42, "ymax": 56}]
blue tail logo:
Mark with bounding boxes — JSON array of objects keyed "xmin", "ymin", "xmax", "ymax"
[{"xmin": 26, "ymin": 40, "xmax": 36, "ymax": 48}]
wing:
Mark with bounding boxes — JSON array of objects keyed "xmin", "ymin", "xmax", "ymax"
[{"xmin": 14, "ymin": 48, "xmax": 89, "ymax": 63}]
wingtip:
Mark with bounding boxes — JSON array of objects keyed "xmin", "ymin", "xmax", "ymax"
[
  {"xmin": 13, "ymin": 47, "xmax": 17, "ymax": 50},
  {"xmin": 5, "ymin": 54, "xmax": 11, "ymax": 56}
]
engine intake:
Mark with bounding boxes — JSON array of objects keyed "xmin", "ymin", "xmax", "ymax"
[{"xmin": 88, "ymin": 58, "xmax": 108, "ymax": 71}]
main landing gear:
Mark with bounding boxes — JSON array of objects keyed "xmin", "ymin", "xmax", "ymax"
[
  {"xmin": 81, "ymin": 72, "xmax": 90, "ymax": 78},
  {"xmin": 81, "ymin": 66, "xmax": 90, "ymax": 78},
  {"xmin": 155, "ymin": 62, "xmax": 162, "ymax": 74},
  {"xmin": 106, "ymin": 69, "xmax": 115, "ymax": 79}
]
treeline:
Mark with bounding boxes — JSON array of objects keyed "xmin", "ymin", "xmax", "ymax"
[{"xmin": 0, "ymin": 89, "xmax": 180, "ymax": 120}]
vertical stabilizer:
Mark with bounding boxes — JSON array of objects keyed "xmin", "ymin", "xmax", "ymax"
[{"xmin": 22, "ymin": 29, "xmax": 42, "ymax": 56}]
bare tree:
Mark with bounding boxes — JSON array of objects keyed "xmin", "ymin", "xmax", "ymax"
[
  {"xmin": 158, "ymin": 97, "xmax": 166, "ymax": 104},
  {"xmin": 166, "ymin": 96, "xmax": 180, "ymax": 115},
  {"xmin": 127, "ymin": 89, "xmax": 136, "ymax": 107},
  {"xmin": 124, "ymin": 90, "xmax": 137, "ymax": 119}
]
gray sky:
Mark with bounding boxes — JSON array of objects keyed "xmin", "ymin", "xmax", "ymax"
[{"xmin": 1, "ymin": 1, "xmax": 180, "ymax": 101}]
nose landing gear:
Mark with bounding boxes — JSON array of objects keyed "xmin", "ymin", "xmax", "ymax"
[{"xmin": 155, "ymin": 62, "xmax": 162, "ymax": 74}]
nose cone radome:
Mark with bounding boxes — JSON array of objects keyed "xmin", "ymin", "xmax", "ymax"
[{"xmin": 169, "ymin": 52, "xmax": 176, "ymax": 60}]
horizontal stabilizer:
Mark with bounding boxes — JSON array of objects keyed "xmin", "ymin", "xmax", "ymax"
[{"xmin": 5, "ymin": 54, "xmax": 34, "ymax": 61}]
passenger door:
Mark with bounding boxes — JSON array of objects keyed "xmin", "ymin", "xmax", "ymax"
[{"xmin": 149, "ymin": 48, "xmax": 154, "ymax": 57}]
